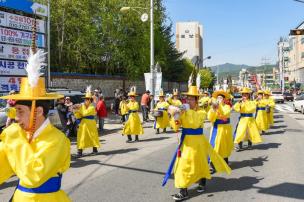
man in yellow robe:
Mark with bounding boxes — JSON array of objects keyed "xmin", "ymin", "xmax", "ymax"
[
  {"xmin": 0, "ymin": 75, "xmax": 71, "ymax": 201},
  {"xmin": 74, "ymin": 86, "xmax": 100, "ymax": 157},
  {"xmin": 255, "ymin": 90, "xmax": 268, "ymax": 135},
  {"xmin": 167, "ymin": 89, "xmax": 182, "ymax": 132},
  {"xmin": 233, "ymin": 87, "xmax": 262, "ymax": 151},
  {"xmin": 154, "ymin": 90, "xmax": 170, "ymax": 134},
  {"xmin": 162, "ymin": 85, "xmax": 231, "ymax": 201},
  {"xmin": 199, "ymin": 91, "xmax": 211, "ymax": 114},
  {"xmin": 264, "ymin": 90, "xmax": 275, "ymax": 129},
  {"xmin": 208, "ymin": 90, "xmax": 233, "ymax": 173},
  {"xmin": 122, "ymin": 87, "xmax": 144, "ymax": 142}
]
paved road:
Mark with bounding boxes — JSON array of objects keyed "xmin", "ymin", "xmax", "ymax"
[{"xmin": 1, "ymin": 109, "xmax": 304, "ymax": 202}]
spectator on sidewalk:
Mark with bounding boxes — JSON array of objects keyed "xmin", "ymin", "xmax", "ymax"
[
  {"xmin": 96, "ymin": 94, "xmax": 107, "ymax": 133},
  {"xmin": 141, "ymin": 90, "xmax": 150, "ymax": 122},
  {"xmin": 56, "ymin": 97, "xmax": 68, "ymax": 135}
]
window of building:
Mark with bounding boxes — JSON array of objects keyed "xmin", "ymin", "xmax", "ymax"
[
  {"xmin": 181, "ymin": 35, "xmax": 185, "ymax": 38},
  {"xmin": 189, "ymin": 34, "xmax": 194, "ymax": 38}
]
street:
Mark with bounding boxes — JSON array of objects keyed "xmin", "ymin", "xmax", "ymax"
[{"xmin": 1, "ymin": 107, "xmax": 304, "ymax": 202}]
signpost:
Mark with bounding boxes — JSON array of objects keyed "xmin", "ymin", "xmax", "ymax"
[{"xmin": 0, "ymin": 0, "xmax": 48, "ymax": 92}]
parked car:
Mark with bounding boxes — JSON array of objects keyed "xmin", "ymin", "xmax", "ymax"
[
  {"xmin": 283, "ymin": 92, "xmax": 294, "ymax": 101},
  {"xmin": 232, "ymin": 93, "xmax": 242, "ymax": 104},
  {"xmin": 271, "ymin": 91, "xmax": 284, "ymax": 103},
  {"xmin": 293, "ymin": 94, "xmax": 304, "ymax": 114}
]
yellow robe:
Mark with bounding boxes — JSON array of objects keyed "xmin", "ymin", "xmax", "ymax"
[
  {"xmin": 264, "ymin": 97, "xmax": 275, "ymax": 128},
  {"xmin": 233, "ymin": 101, "xmax": 262, "ymax": 144},
  {"xmin": 122, "ymin": 101, "xmax": 143, "ymax": 135},
  {"xmin": 119, "ymin": 100, "xmax": 129, "ymax": 116},
  {"xmin": 168, "ymin": 98, "xmax": 182, "ymax": 131},
  {"xmin": 74, "ymin": 104, "xmax": 100, "ymax": 149},
  {"xmin": 154, "ymin": 101, "xmax": 170, "ymax": 129},
  {"xmin": 0, "ymin": 123, "xmax": 71, "ymax": 202},
  {"xmin": 173, "ymin": 109, "xmax": 231, "ymax": 188},
  {"xmin": 199, "ymin": 96, "xmax": 211, "ymax": 114},
  {"xmin": 208, "ymin": 104, "xmax": 233, "ymax": 158},
  {"xmin": 255, "ymin": 99, "xmax": 268, "ymax": 131}
]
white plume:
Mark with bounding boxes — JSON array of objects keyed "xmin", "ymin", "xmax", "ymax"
[
  {"xmin": 25, "ymin": 49, "xmax": 46, "ymax": 88},
  {"xmin": 196, "ymin": 72, "xmax": 201, "ymax": 90},
  {"xmin": 86, "ymin": 85, "xmax": 92, "ymax": 95},
  {"xmin": 188, "ymin": 73, "xmax": 193, "ymax": 87}
]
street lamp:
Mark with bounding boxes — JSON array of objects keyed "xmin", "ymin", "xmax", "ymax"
[
  {"xmin": 202, "ymin": 56, "xmax": 211, "ymax": 68},
  {"xmin": 120, "ymin": 1, "xmax": 155, "ymax": 108}
]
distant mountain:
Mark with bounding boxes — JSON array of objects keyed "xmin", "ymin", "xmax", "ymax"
[
  {"xmin": 210, "ymin": 63, "xmax": 253, "ymax": 73},
  {"xmin": 210, "ymin": 63, "xmax": 277, "ymax": 79}
]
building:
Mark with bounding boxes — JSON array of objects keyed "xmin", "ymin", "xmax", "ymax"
[
  {"xmin": 176, "ymin": 22, "xmax": 203, "ymax": 63},
  {"xmin": 277, "ymin": 37, "xmax": 290, "ymax": 87},
  {"xmin": 287, "ymin": 21, "xmax": 304, "ymax": 84}
]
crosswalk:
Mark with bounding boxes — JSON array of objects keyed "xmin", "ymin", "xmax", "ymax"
[{"xmin": 275, "ymin": 103, "xmax": 294, "ymax": 113}]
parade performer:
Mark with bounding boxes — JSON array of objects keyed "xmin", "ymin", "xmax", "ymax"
[
  {"xmin": 122, "ymin": 87, "xmax": 143, "ymax": 142},
  {"xmin": 119, "ymin": 95, "xmax": 129, "ymax": 124},
  {"xmin": 199, "ymin": 91, "xmax": 211, "ymax": 113},
  {"xmin": 233, "ymin": 87, "xmax": 262, "ymax": 151},
  {"xmin": 264, "ymin": 90, "xmax": 275, "ymax": 129},
  {"xmin": 0, "ymin": 49, "xmax": 71, "ymax": 201},
  {"xmin": 255, "ymin": 90, "xmax": 268, "ymax": 135},
  {"xmin": 154, "ymin": 89, "xmax": 170, "ymax": 134},
  {"xmin": 162, "ymin": 69, "xmax": 231, "ymax": 201},
  {"xmin": 168, "ymin": 89, "xmax": 182, "ymax": 132},
  {"xmin": 74, "ymin": 86, "xmax": 100, "ymax": 157},
  {"xmin": 208, "ymin": 90, "xmax": 233, "ymax": 173}
]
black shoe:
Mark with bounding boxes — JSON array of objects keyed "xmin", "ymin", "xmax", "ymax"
[
  {"xmin": 134, "ymin": 136, "xmax": 139, "ymax": 142},
  {"xmin": 262, "ymin": 131, "xmax": 266, "ymax": 135},
  {"xmin": 172, "ymin": 189, "xmax": 189, "ymax": 201},
  {"xmin": 76, "ymin": 153, "xmax": 83, "ymax": 158},
  {"xmin": 197, "ymin": 184, "xmax": 206, "ymax": 193},
  {"xmin": 247, "ymin": 145, "xmax": 253, "ymax": 150},
  {"xmin": 163, "ymin": 128, "xmax": 167, "ymax": 133},
  {"xmin": 91, "ymin": 147, "xmax": 98, "ymax": 155},
  {"xmin": 126, "ymin": 140, "xmax": 132, "ymax": 143},
  {"xmin": 156, "ymin": 129, "xmax": 160, "ymax": 134}
]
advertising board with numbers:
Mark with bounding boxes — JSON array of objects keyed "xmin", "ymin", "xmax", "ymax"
[
  {"xmin": 0, "ymin": 0, "xmax": 48, "ymax": 92},
  {"xmin": 0, "ymin": 76, "xmax": 21, "ymax": 92},
  {"xmin": 0, "ymin": 11, "xmax": 46, "ymax": 33},
  {"xmin": 0, "ymin": 27, "xmax": 45, "ymax": 47},
  {"xmin": 0, "ymin": 59, "xmax": 26, "ymax": 76}
]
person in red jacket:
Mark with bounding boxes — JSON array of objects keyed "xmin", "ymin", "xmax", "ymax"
[{"xmin": 96, "ymin": 94, "xmax": 107, "ymax": 134}]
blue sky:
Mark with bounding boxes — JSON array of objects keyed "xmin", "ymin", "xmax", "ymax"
[{"xmin": 164, "ymin": 0, "xmax": 304, "ymax": 66}]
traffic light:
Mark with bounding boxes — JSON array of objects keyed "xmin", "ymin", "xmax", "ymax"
[{"xmin": 290, "ymin": 29, "xmax": 304, "ymax": 35}]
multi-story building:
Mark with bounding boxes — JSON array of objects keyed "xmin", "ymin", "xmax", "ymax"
[
  {"xmin": 277, "ymin": 37, "xmax": 290, "ymax": 85},
  {"xmin": 176, "ymin": 22, "xmax": 203, "ymax": 63},
  {"xmin": 287, "ymin": 21, "xmax": 304, "ymax": 84}
]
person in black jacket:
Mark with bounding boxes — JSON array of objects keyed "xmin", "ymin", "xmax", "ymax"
[{"xmin": 56, "ymin": 97, "xmax": 68, "ymax": 134}]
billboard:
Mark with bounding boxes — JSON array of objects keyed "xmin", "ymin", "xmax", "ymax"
[
  {"xmin": 0, "ymin": 59, "xmax": 27, "ymax": 76},
  {"xmin": 0, "ymin": 44, "xmax": 30, "ymax": 60},
  {"xmin": 0, "ymin": 76, "xmax": 22, "ymax": 91},
  {"xmin": 0, "ymin": 27, "xmax": 45, "ymax": 47},
  {"xmin": 0, "ymin": 11, "xmax": 46, "ymax": 33}
]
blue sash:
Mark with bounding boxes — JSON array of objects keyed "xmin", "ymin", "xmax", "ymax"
[
  {"xmin": 128, "ymin": 110, "xmax": 138, "ymax": 113},
  {"xmin": 255, "ymin": 107, "xmax": 266, "ymax": 118},
  {"xmin": 162, "ymin": 128, "xmax": 203, "ymax": 186},
  {"xmin": 17, "ymin": 174, "xmax": 62, "ymax": 194},
  {"xmin": 233, "ymin": 113, "xmax": 253, "ymax": 139},
  {"xmin": 210, "ymin": 119, "xmax": 230, "ymax": 148},
  {"xmin": 76, "ymin": 115, "xmax": 95, "ymax": 125}
]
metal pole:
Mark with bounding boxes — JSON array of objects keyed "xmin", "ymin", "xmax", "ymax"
[
  {"xmin": 150, "ymin": 0, "xmax": 154, "ymax": 107},
  {"xmin": 282, "ymin": 50, "xmax": 285, "ymax": 93},
  {"xmin": 47, "ymin": 0, "xmax": 51, "ymax": 88}
]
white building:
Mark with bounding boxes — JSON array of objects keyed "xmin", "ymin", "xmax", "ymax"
[
  {"xmin": 287, "ymin": 21, "xmax": 304, "ymax": 84},
  {"xmin": 277, "ymin": 37, "xmax": 289, "ymax": 86},
  {"xmin": 176, "ymin": 22, "xmax": 203, "ymax": 63}
]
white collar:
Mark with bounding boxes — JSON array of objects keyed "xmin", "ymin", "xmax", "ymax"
[{"xmin": 32, "ymin": 118, "xmax": 50, "ymax": 139}]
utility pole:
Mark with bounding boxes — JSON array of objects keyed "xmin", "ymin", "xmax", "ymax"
[{"xmin": 261, "ymin": 57, "xmax": 270, "ymax": 89}]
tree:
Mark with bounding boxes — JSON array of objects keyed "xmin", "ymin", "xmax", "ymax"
[{"xmin": 198, "ymin": 68, "xmax": 216, "ymax": 89}]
